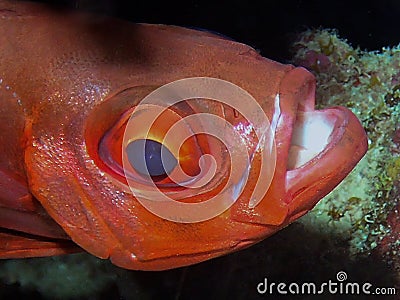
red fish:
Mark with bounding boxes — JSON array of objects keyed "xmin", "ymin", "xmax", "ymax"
[{"xmin": 0, "ymin": 0, "xmax": 367, "ymax": 270}]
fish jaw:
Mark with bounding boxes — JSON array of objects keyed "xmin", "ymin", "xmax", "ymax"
[{"xmin": 275, "ymin": 67, "xmax": 368, "ymax": 221}]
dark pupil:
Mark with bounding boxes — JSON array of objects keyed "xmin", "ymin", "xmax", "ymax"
[{"xmin": 126, "ymin": 139, "xmax": 177, "ymax": 179}]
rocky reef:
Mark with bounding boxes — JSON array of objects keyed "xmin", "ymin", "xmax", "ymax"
[{"xmin": 293, "ymin": 29, "xmax": 400, "ymax": 275}]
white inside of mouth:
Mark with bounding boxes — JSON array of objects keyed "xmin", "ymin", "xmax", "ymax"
[{"xmin": 287, "ymin": 111, "xmax": 335, "ymax": 170}]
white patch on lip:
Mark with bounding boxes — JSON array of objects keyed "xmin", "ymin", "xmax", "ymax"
[
  {"xmin": 270, "ymin": 93, "xmax": 281, "ymax": 135},
  {"xmin": 287, "ymin": 111, "xmax": 335, "ymax": 170}
]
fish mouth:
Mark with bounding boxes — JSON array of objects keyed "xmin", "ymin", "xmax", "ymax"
[
  {"xmin": 284, "ymin": 104, "xmax": 367, "ymax": 218},
  {"xmin": 270, "ymin": 67, "xmax": 367, "ymax": 217}
]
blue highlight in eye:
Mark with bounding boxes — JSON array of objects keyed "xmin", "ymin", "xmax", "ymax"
[{"xmin": 126, "ymin": 139, "xmax": 177, "ymax": 179}]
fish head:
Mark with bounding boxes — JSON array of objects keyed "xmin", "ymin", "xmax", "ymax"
[{"xmin": 17, "ymin": 15, "xmax": 367, "ymax": 270}]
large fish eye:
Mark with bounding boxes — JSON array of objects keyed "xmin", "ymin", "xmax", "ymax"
[
  {"xmin": 90, "ymin": 88, "xmax": 240, "ymax": 192},
  {"xmin": 95, "ymin": 100, "xmax": 207, "ymax": 187},
  {"xmin": 126, "ymin": 139, "xmax": 177, "ymax": 181}
]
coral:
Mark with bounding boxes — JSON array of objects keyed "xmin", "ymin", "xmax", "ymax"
[{"xmin": 392, "ymin": 127, "xmax": 400, "ymax": 153}]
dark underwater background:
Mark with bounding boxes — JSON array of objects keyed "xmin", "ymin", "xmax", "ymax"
[
  {"xmin": 1, "ymin": 0, "xmax": 400, "ymax": 299},
  {"xmin": 30, "ymin": 0, "xmax": 400, "ymax": 60}
]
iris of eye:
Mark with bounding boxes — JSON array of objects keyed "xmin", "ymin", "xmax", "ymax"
[{"xmin": 126, "ymin": 139, "xmax": 177, "ymax": 178}]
